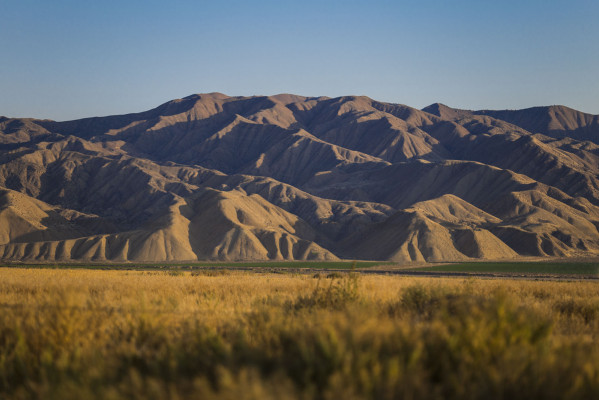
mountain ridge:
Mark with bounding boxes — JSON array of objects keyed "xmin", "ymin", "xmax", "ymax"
[{"xmin": 1, "ymin": 94, "xmax": 598, "ymax": 262}]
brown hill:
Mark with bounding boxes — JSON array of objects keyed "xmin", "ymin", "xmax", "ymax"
[
  {"xmin": 423, "ymin": 103, "xmax": 599, "ymax": 143},
  {"xmin": 0, "ymin": 94, "xmax": 598, "ymax": 262}
]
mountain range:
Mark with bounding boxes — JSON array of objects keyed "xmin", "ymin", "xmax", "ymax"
[{"xmin": 1, "ymin": 93, "xmax": 599, "ymax": 262}]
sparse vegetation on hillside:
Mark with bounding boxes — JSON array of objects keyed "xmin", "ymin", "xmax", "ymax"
[{"xmin": 0, "ymin": 268, "xmax": 598, "ymax": 399}]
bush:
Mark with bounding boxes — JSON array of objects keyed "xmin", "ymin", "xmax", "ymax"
[{"xmin": 290, "ymin": 272, "xmax": 360, "ymax": 311}]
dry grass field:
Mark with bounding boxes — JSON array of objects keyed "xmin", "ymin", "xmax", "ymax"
[{"xmin": 0, "ymin": 268, "xmax": 598, "ymax": 399}]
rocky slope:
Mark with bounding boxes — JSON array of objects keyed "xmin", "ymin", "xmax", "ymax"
[{"xmin": 1, "ymin": 93, "xmax": 598, "ymax": 262}]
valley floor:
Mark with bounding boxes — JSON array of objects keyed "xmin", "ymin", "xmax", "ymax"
[
  {"xmin": 0, "ymin": 268, "xmax": 598, "ymax": 399},
  {"xmin": 2, "ymin": 258, "xmax": 598, "ymax": 280}
]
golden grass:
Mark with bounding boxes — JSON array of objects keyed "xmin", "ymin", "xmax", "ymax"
[{"xmin": 0, "ymin": 268, "xmax": 598, "ymax": 399}]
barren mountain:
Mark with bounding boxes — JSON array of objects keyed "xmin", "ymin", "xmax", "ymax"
[{"xmin": 1, "ymin": 93, "xmax": 598, "ymax": 262}]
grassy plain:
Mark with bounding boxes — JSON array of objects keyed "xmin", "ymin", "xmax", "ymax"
[{"xmin": 0, "ymin": 268, "xmax": 598, "ymax": 399}]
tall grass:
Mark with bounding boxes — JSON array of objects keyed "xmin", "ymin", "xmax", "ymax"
[{"xmin": 0, "ymin": 268, "xmax": 598, "ymax": 399}]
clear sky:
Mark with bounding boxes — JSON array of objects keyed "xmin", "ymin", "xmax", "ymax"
[{"xmin": 1, "ymin": 0, "xmax": 598, "ymax": 121}]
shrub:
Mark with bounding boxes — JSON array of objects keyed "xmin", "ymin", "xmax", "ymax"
[{"xmin": 289, "ymin": 272, "xmax": 360, "ymax": 311}]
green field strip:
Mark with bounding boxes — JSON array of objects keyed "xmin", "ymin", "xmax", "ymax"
[
  {"xmin": 0, "ymin": 260, "xmax": 394, "ymax": 270},
  {"xmin": 411, "ymin": 262, "xmax": 599, "ymax": 275}
]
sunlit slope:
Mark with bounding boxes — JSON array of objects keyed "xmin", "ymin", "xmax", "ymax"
[{"xmin": 0, "ymin": 93, "xmax": 598, "ymax": 261}]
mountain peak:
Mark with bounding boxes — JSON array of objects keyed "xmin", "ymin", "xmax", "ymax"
[{"xmin": 422, "ymin": 103, "xmax": 472, "ymax": 120}]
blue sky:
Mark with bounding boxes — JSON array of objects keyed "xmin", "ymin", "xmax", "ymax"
[{"xmin": 1, "ymin": 0, "xmax": 597, "ymax": 120}]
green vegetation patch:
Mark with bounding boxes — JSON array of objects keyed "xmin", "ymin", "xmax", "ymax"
[
  {"xmin": 413, "ymin": 262, "xmax": 599, "ymax": 275},
  {"xmin": 0, "ymin": 260, "xmax": 392, "ymax": 271}
]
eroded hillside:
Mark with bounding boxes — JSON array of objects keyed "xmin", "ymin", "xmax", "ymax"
[{"xmin": 1, "ymin": 94, "xmax": 598, "ymax": 261}]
